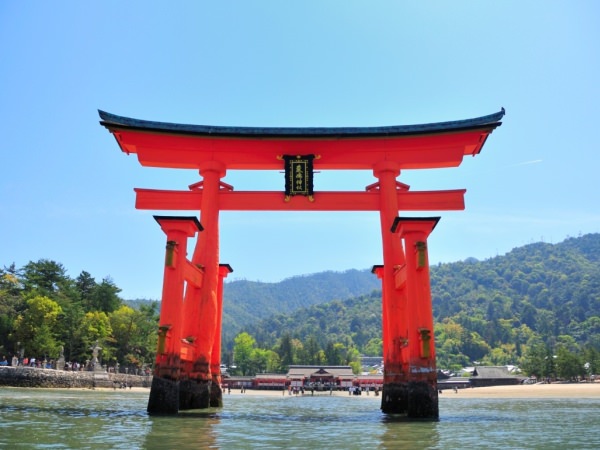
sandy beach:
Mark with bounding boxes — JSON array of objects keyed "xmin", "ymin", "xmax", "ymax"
[
  {"xmin": 26, "ymin": 382, "xmax": 600, "ymax": 399},
  {"xmin": 438, "ymin": 382, "xmax": 600, "ymax": 398},
  {"xmin": 218, "ymin": 383, "xmax": 600, "ymax": 399}
]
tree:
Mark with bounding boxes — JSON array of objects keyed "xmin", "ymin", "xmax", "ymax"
[
  {"xmin": 316, "ymin": 349, "xmax": 327, "ymax": 365},
  {"xmin": 133, "ymin": 302, "xmax": 160, "ymax": 368},
  {"xmin": 556, "ymin": 334, "xmax": 579, "ymax": 354},
  {"xmin": 555, "ymin": 345, "xmax": 583, "ymax": 380},
  {"xmin": 521, "ymin": 340, "xmax": 554, "ymax": 378},
  {"xmin": 277, "ymin": 333, "xmax": 294, "ymax": 369},
  {"xmin": 75, "ymin": 271, "xmax": 97, "ymax": 308},
  {"xmin": 0, "ymin": 265, "xmax": 25, "ymax": 354},
  {"xmin": 12, "ymin": 295, "xmax": 63, "ymax": 358},
  {"xmin": 57, "ymin": 302, "xmax": 86, "ymax": 362},
  {"xmin": 108, "ymin": 305, "xmax": 138, "ymax": 367},
  {"xmin": 108, "ymin": 304, "xmax": 158, "ymax": 369},
  {"xmin": 21, "ymin": 259, "xmax": 74, "ymax": 302},
  {"xmin": 233, "ymin": 332, "xmax": 257, "ymax": 376},
  {"xmin": 485, "ymin": 344, "xmax": 517, "ymax": 366},
  {"xmin": 0, "ymin": 264, "xmax": 22, "ymax": 297},
  {"xmin": 346, "ymin": 347, "xmax": 361, "ymax": 374},
  {"xmin": 364, "ymin": 338, "xmax": 382, "ymax": 356},
  {"xmin": 90, "ymin": 277, "xmax": 122, "ymax": 313},
  {"xmin": 582, "ymin": 345, "xmax": 600, "ymax": 376},
  {"xmin": 76, "ymin": 311, "xmax": 113, "ymax": 364},
  {"xmin": 303, "ymin": 335, "xmax": 321, "ymax": 365},
  {"xmin": 250, "ymin": 348, "xmax": 270, "ymax": 374},
  {"xmin": 264, "ymin": 349, "xmax": 281, "ymax": 373},
  {"xmin": 461, "ymin": 330, "xmax": 491, "ymax": 361},
  {"xmin": 325, "ymin": 342, "xmax": 345, "ymax": 365}
]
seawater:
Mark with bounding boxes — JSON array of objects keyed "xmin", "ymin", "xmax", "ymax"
[{"xmin": 1, "ymin": 388, "xmax": 599, "ymax": 449}]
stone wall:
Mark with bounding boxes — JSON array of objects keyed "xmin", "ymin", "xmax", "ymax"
[{"xmin": 0, "ymin": 366, "xmax": 152, "ymax": 389}]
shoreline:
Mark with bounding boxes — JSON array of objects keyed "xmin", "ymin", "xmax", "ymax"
[
  {"xmin": 2, "ymin": 380, "xmax": 599, "ymax": 399},
  {"xmin": 222, "ymin": 383, "xmax": 600, "ymax": 399},
  {"xmin": 438, "ymin": 382, "xmax": 600, "ymax": 398}
]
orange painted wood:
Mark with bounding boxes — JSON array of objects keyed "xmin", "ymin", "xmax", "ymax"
[
  {"xmin": 394, "ymin": 264, "xmax": 407, "ymax": 289},
  {"xmin": 211, "ymin": 264, "xmax": 233, "ymax": 379},
  {"xmin": 183, "ymin": 260, "xmax": 204, "ymax": 288},
  {"xmin": 375, "ymin": 162, "xmax": 410, "ymax": 385},
  {"xmin": 393, "ymin": 218, "xmax": 439, "ymax": 381},
  {"xmin": 134, "ymin": 188, "xmax": 466, "ymax": 211},
  {"xmin": 182, "ymin": 164, "xmax": 223, "ymax": 381},
  {"xmin": 153, "ymin": 217, "xmax": 202, "ymax": 373},
  {"xmin": 111, "ymin": 128, "xmax": 491, "ymax": 170}
]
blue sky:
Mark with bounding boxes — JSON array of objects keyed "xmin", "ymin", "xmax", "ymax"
[{"xmin": 1, "ymin": 1, "xmax": 599, "ymax": 299}]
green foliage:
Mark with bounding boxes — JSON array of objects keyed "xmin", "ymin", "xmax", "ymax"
[
  {"xmin": 555, "ymin": 345, "xmax": 583, "ymax": 380},
  {"xmin": 0, "ymin": 266, "xmax": 25, "ymax": 353},
  {"xmin": 427, "ymin": 234, "xmax": 600, "ymax": 372},
  {"xmin": 21, "ymin": 260, "xmax": 70, "ymax": 296},
  {"xmin": 231, "ymin": 330, "xmax": 362, "ymax": 376},
  {"xmin": 0, "ymin": 260, "xmax": 157, "ymax": 369},
  {"xmin": 89, "ymin": 277, "xmax": 122, "ymax": 313},
  {"xmin": 3, "ymin": 232, "xmax": 600, "ymax": 380},
  {"xmin": 221, "ymin": 269, "xmax": 380, "ymax": 346},
  {"xmin": 75, "ymin": 271, "xmax": 97, "ymax": 308},
  {"xmin": 233, "ymin": 332, "xmax": 257, "ymax": 376},
  {"xmin": 364, "ymin": 338, "xmax": 383, "ymax": 356},
  {"xmin": 75, "ymin": 311, "xmax": 113, "ymax": 362},
  {"xmin": 240, "ymin": 293, "xmax": 381, "ymax": 356},
  {"xmin": 13, "ymin": 295, "xmax": 63, "ymax": 358},
  {"xmin": 231, "ymin": 233, "xmax": 600, "ymax": 379}
]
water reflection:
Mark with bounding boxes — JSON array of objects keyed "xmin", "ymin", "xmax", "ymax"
[
  {"xmin": 145, "ymin": 412, "xmax": 220, "ymax": 449},
  {"xmin": 376, "ymin": 413, "xmax": 438, "ymax": 449}
]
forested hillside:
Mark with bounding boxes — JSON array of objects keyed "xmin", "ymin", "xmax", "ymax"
[
  {"xmin": 221, "ymin": 269, "xmax": 380, "ymax": 344},
  {"xmin": 236, "ymin": 233, "xmax": 600, "ymax": 375},
  {"xmin": 431, "ymin": 233, "xmax": 600, "ymax": 367},
  {"xmin": 3, "ymin": 234, "xmax": 598, "ymax": 379}
]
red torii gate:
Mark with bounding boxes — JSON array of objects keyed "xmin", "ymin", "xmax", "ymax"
[{"xmin": 99, "ymin": 108, "xmax": 504, "ymax": 418}]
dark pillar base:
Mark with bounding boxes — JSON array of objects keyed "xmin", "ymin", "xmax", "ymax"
[
  {"xmin": 209, "ymin": 381, "xmax": 223, "ymax": 407},
  {"xmin": 179, "ymin": 379, "xmax": 211, "ymax": 410},
  {"xmin": 407, "ymin": 381, "xmax": 438, "ymax": 419},
  {"xmin": 147, "ymin": 376, "xmax": 179, "ymax": 415},
  {"xmin": 381, "ymin": 381, "xmax": 439, "ymax": 419},
  {"xmin": 381, "ymin": 383, "xmax": 408, "ymax": 414}
]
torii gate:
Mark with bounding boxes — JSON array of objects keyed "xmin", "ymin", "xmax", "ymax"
[{"xmin": 99, "ymin": 108, "xmax": 504, "ymax": 418}]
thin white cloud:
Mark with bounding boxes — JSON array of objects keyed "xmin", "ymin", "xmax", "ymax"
[{"xmin": 504, "ymin": 159, "xmax": 543, "ymax": 169}]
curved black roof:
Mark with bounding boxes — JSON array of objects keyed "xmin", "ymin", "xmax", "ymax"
[{"xmin": 99, "ymin": 108, "xmax": 504, "ymax": 139}]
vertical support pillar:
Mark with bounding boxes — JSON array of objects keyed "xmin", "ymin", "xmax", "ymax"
[
  {"xmin": 147, "ymin": 216, "xmax": 202, "ymax": 415},
  {"xmin": 392, "ymin": 217, "xmax": 440, "ymax": 419},
  {"xmin": 373, "ymin": 161, "xmax": 410, "ymax": 414},
  {"xmin": 209, "ymin": 263, "xmax": 233, "ymax": 407},
  {"xmin": 180, "ymin": 161, "xmax": 225, "ymax": 410},
  {"xmin": 371, "ymin": 265, "xmax": 386, "ymax": 365}
]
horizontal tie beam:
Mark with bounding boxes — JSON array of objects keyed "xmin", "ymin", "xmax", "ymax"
[{"xmin": 134, "ymin": 188, "xmax": 466, "ymax": 212}]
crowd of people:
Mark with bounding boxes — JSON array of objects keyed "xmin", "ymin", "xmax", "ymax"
[
  {"xmin": 0, "ymin": 355, "xmax": 57, "ymax": 369},
  {"xmin": 0, "ymin": 353, "xmax": 94, "ymax": 371}
]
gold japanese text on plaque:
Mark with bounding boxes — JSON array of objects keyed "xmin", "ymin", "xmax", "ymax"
[{"xmin": 281, "ymin": 154, "xmax": 315, "ymax": 201}]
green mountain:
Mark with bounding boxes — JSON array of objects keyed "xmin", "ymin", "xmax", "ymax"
[
  {"xmin": 221, "ymin": 269, "xmax": 380, "ymax": 344},
  {"xmin": 234, "ymin": 233, "xmax": 600, "ymax": 370},
  {"xmin": 431, "ymin": 233, "xmax": 600, "ymax": 344}
]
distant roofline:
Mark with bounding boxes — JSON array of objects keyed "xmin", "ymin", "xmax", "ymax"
[
  {"xmin": 288, "ymin": 365, "xmax": 353, "ymax": 369},
  {"xmin": 98, "ymin": 108, "xmax": 504, "ymax": 139}
]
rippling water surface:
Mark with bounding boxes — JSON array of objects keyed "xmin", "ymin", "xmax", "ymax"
[{"xmin": 1, "ymin": 388, "xmax": 599, "ymax": 449}]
